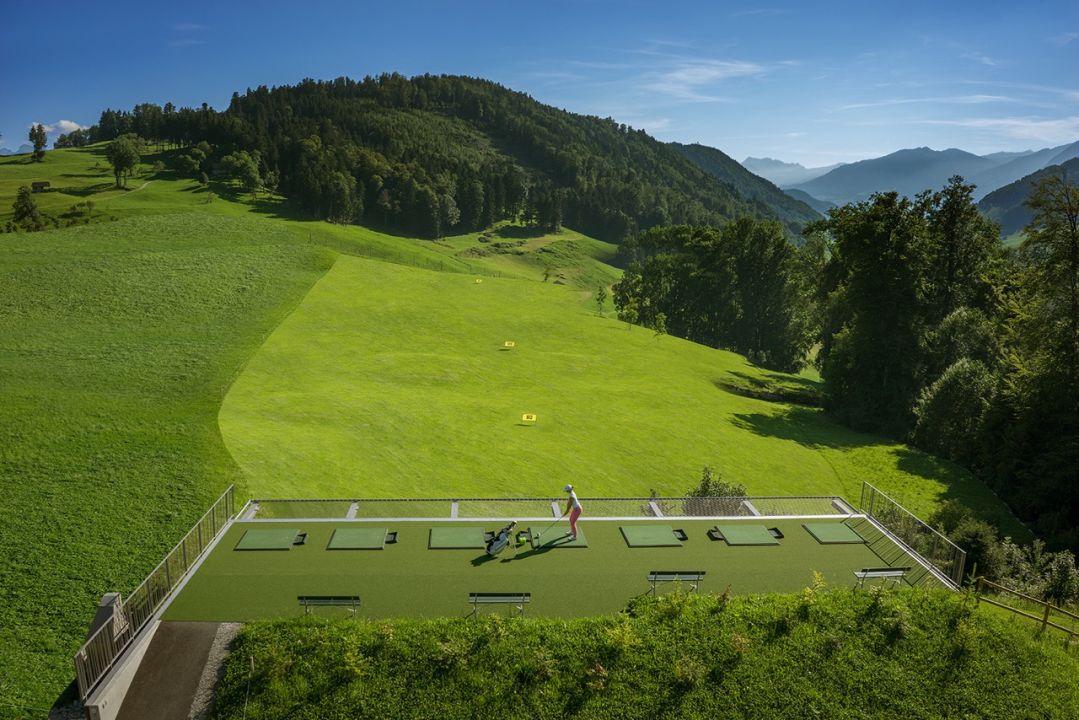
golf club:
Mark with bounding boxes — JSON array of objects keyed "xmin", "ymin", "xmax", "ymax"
[{"xmin": 532, "ymin": 513, "xmax": 566, "ymax": 544}]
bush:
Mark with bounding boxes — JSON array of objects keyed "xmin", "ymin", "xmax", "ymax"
[
  {"xmin": 913, "ymin": 359, "xmax": 995, "ymax": 465},
  {"xmin": 683, "ymin": 466, "xmax": 747, "ymax": 515},
  {"xmin": 950, "ymin": 518, "xmax": 1004, "ymax": 581}
]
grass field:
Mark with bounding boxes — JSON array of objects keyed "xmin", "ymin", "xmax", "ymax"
[
  {"xmin": 219, "ymin": 252, "xmax": 1028, "ymax": 537},
  {"xmin": 0, "ymin": 145, "xmax": 1030, "ymax": 714},
  {"xmin": 163, "ymin": 517, "xmax": 932, "ymax": 622}
]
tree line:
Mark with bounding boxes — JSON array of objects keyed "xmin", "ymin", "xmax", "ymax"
[
  {"xmin": 75, "ymin": 74, "xmax": 808, "ymax": 241},
  {"xmin": 611, "ymin": 174, "xmax": 1079, "ymax": 585}
]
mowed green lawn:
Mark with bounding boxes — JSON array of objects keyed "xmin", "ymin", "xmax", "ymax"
[
  {"xmin": 163, "ymin": 518, "xmax": 915, "ymax": 622},
  {"xmin": 0, "ymin": 212, "xmax": 334, "ymax": 714},
  {"xmin": 220, "ymin": 254, "xmax": 1026, "ymax": 537}
]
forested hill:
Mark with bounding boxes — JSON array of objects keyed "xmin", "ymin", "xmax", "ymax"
[
  {"xmin": 669, "ymin": 142, "xmax": 821, "ymax": 229},
  {"xmin": 88, "ymin": 75, "xmax": 815, "ymax": 242},
  {"xmin": 978, "ymin": 157, "xmax": 1079, "ymax": 238}
]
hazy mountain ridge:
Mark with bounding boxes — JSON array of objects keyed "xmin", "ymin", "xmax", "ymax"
[
  {"xmin": 789, "ymin": 147, "xmax": 997, "ymax": 205},
  {"xmin": 0, "ymin": 143, "xmax": 34, "ymax": 156},
  {"xmin": 779, "ymin": 142, "xmax": 1079, "ymax": 206},
  {"xmin": 742, "ymin": 156, "xmax": 843, "ymax": 187},
  {"xmin": 783, "ymin": 187, "xmax": 836, "ymax": 215},
  {"xmin": 978, "ymin": 156, "xmax": 1079, "ymax": 237},
  {"xmin": 671, "ymin": 143, "xmax": 822, "ymax": 228}
]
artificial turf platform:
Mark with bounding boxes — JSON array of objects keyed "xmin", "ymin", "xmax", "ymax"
[
  {"xmin": 429, "ymin": 527, "xmax": 487, "ymax": 549},
  {"xmin": 234, "ymin": 528, "xmax": 300, "ymax": 551},
  {"xmin": 164, "ymin": 518, "xmax": 929, "ymax": 621},
  {"xmin": 620, "ymin": 525, "xmax": 683, "ymax": 547},
  {"xmin": 713, "ymin": 524, "xmax": 780, "ymax": 546},
  {"xmin": 328, "ymin": 527, "xmax": 389, "ymax": 550},
  {"xmin": 530, "ymin": 525, "xmax": 589, "ymax": 548},
  {"xmin": 803, "ymin": 522, "xmax": 866, "ymax": 544}
]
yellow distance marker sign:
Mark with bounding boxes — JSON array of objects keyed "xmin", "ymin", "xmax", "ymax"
[
  {"xmin": 521, "ymin": 413, "xmax": 537, "ymax": 424},
  {"xmin": 475, "ymin": 278, "xmax": 483, "ymax": 284},
  {"xmin": 503, "ymin": 341, "xmax": 516, "ymax": 348}
]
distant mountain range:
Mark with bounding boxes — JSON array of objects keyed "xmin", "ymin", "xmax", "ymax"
[
  {"xmin": 781, "ymin": 188, "xmax": 835, "ymax": 216},
  {"xmin": 742, "ymin": 157, "xmax": 844, "ymax": 187},
  {"xmin": 671, "ymin": 143, "xmax": 822, "ymax": 227},
  {"xmin": 744, "ymin": 142, "xmax": 1079, "ymax": 210},
  {"xmin": 0, "ymin": 144, "xmax": 33, "ymax": 156},
  {"xmin": 977, "ymin": 157, "xmax": 1079, "ymax": 238}
]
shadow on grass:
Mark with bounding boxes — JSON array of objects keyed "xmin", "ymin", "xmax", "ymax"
[
  {"xmin": 732, "ymin": 407, "xmax": 1030, "ymax": 537},
  {"xmin": 496, "ymin": 224, "xmax": 548, "ymax": 239},
  {"xmin": 60, "ymin": 183, "xmax": 117, "ymax": 197}
]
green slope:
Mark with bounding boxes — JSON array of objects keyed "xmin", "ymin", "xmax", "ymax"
[
  {"xmin": 219, "ymin": 252, "xmax": 1026, "ymax": 536},
  {"xmin": 211, "ymin": 590, "xmax": 1079, "ymax": 720}
]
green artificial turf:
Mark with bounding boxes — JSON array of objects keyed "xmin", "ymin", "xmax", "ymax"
[
  {"xmin": 803, "ymin": 522, "xmax": 866, "ymax": 544},
  {"xmin": 714, "ymin": 524, "xmax": 780, "ymax": 546},
  {"xmin": 236, "ymin": 528, "xmax": 301, "ymax": 550},
  {"xmin": 327, "ymin": 527, "xmax": 389, "ymax": 550},
  {"xmin": 163, "ymin": 519, "xmax": 933, "ymax": 622},
  {"xmin": 429, "ymin": 527, "xmax": 487, "ymax": 549},
  {"xmin": 620, "ymin": 525, "xmax": 683, "ymax": 547},
  {"xmin": 530, "ymin": 525, "xmax": 589, "ymax": 548}
]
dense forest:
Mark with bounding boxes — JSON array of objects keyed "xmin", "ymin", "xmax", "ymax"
[
  {"xmin": 614, "ymin": 174, "xmax": 1079, "ymax": 594},
  {"xmin": 69, "ymin": 74, "xmax": 817, "ymax": 242}
]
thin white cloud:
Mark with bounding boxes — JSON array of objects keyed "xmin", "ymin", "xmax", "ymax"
[
  {"xmin": 31, "ymin": 119, "xmax": 87, "ymax": 134},
  {"xmin": 730, "ymin": 8, "xmax": 785, "ymax": 18},
  {"xmin": 838, "ymin": 95, "xmax": 1017, "ymax": 111},
  {"xmin": 922, "ymin": 116, "xmax": 1079, "ymax": 143},
  {"xmin": 962, "ymin": 51, "xmax": 999, "ymax": 67},
  {"xmin": 642, "ymin": 59, "xmax": 766, "ymax": 102},
  {"xmin": 961, "ymin": 80, "xmax": 1079, "ymax": 102},
  {"xmin": 1048, "ymin": 32, "xmax": 1079, "ymax": 46}
]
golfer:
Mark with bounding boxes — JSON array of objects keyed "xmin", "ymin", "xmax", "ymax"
[{"xmin": 564, "ymin": 484, "xmax": 583, "ymax": 539}]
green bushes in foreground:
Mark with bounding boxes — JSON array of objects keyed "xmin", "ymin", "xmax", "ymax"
[{"xmin": 214, "ymin": 589, "xmax": 1079, "ymax": 720}]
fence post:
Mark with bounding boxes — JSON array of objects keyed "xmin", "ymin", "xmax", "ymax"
[{"xmin": 1042, "ymin": 600, "xmax": 1051, "ymax": 631}]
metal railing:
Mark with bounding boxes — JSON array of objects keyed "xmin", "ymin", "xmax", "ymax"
[
  {"xmin": 74, "ymin": 485, "xmax": 235, "ymax": 700},
  {"xmin": 244, "ymin": 495, "xmax": 856, "ymax": 520},
  {"xmin": 976, "ymin": 578, "xmax": 1079, "ymax": 638},
  {"xmin": 860, "ymin": 481, "xmax": 966, "ymax": 588}
]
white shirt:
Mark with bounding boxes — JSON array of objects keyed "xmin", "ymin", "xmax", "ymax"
[{"xmin": 567, "ymin": 490, "xmax": 581, "ymax": 509}]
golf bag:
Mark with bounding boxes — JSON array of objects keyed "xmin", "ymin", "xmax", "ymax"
[{"xmin": 486, "ymin": 520, "xmax": 518, "ymax": 556}]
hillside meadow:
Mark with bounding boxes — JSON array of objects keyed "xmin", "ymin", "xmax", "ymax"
[
  {"xmin": 0, "ymin": 145, "xmax": 1028, "ymax": 714},
  {"xmin": 213, "ymin": 589, "xmax": 1079, "ymax": 720}
]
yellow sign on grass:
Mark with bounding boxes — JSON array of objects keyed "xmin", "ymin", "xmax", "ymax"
[
  {"xmin": 504, "ymin": 341, "xmax": 516, "ymax": 348},
  {"xmin": 521, "ymin": 413, "xmax": 537, "ymax": 423}
]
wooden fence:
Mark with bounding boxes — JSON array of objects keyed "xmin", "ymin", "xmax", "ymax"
[{"xmin": 975, "ymin": 577, "xmax": 1079, "ymax": 638}]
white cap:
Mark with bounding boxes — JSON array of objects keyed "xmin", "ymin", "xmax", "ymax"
[{"xmin": 564, "ymin": 484, "xmax": 573, "ymax": 492}]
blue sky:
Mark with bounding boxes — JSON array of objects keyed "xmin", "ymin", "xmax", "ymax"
[{"xmin": 2, "ymin": 0, "xmax": 1077, "ymax": 166}]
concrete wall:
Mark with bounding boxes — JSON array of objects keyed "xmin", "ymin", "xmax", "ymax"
[{"xmin": 82, "ymin": 621, "xmax": 160, "ymax": 720}]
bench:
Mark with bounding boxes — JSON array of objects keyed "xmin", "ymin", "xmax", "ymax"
[
  {"xmin": 467, "ymin": 592, "xmax": 531, "ymax": 618},
  {"xmin": 854, "ymin": 567, "xmax": 911, "ymax": 589},
  {"xmin": 298, "ymin": 595, "xmax": 361, "ymax": 614},
  {"xmin": 647, "ymin": 571, "xmax": 706, "ymax": 595}
]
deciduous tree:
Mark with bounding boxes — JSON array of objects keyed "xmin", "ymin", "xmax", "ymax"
[{"xmin": 105, "ymin": 137, "xmax": 140, "ymax": 187}]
